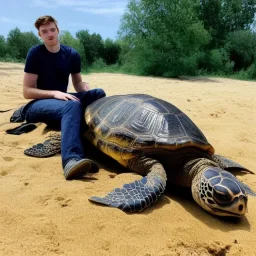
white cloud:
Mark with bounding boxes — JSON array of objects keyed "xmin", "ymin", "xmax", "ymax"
[
  {"xmin": 68, "ymin": 22, "xmax": 102, "ymax": 30},
  {"xmin": 31, "ymin": 0, "xmax": 127, "ymax": 15},
  {"xmin": 76, "ymin": 7, "xmax": 125, "ymax": 15},
  {"xmin": 32, "ymin": 0, "xmax": 57, "ymax": 8},
  {"xmin": 0, "ymin": 17, "xmax": 27, "ymax": 25}
]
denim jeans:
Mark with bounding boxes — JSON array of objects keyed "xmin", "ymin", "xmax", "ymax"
[{"xmin": 24, "ymin": 89, "xmax": 106, "ymax": 167}]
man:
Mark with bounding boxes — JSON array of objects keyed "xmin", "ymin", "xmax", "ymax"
[{"xmin": 19, "ymin": 15, "xmax": 106, "ymax": 180}]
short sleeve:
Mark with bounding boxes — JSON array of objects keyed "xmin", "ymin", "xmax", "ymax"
[
  {"xmin": 70, "ymin": 49, "xmax": 81, "ymax": 74},
  {"xmin": 24, "ymin": 46, "xmax": 39, "ymax": 74}
]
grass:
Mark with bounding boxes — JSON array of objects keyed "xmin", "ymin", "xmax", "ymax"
[{"xmin": 1, "ymin": 58, "xmax": 255, "ymax": 81}]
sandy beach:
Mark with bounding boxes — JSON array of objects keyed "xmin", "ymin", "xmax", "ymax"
[{"xmin": 1, "ymin": 62, "xmax": 256, "ymax": 256}]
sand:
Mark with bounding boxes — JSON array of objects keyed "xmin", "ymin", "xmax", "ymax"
[{"xmin": 0, "ymin": 62, "xmax": 256, "ymax": 256}]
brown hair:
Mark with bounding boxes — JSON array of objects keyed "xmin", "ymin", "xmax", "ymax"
[{"xmin": 34, "ymin": 15, "xmax": 59, "ymax": 31}]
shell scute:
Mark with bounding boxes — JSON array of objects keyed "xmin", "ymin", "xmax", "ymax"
[{"xmin": 85, "ymin": 94, "xmax": 214, "ymax": 157}]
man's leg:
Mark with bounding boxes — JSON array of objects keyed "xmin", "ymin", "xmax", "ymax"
[
  {"xmin": 71, "ymin": 88, "xmax": 106, "ymax": 110},
  {"xmin": 24, "ymin": 98, "xmax": 97, "ymax": 179}
]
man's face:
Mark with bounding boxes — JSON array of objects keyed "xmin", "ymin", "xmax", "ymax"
[{"xmin": 38, "ymin": 22, "xmax": 59, "ymax": 46}]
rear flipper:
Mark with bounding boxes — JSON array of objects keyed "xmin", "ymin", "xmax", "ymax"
[
  {"xmin": 89, "ymin": 159, "xmax": 167, "ymax": 212},
  {"xmin": 238, "ymin": 181, "xmax": 256, "ymax": 197},
  {"xmin": 24, "ymin": 133, "xmax": 61, "ymax": 157},
  {"xmin": 213, "ymin": 154, "xmax": 256, "ymax": 196},
  {"xmin": 213, "ymin": 154, "xmax": 255, "ymax": 174}
]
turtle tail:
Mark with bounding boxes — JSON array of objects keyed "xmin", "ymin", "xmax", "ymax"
[{"xmin": 89, "ymin": 160, "xmax": 167, "ymax": 212}]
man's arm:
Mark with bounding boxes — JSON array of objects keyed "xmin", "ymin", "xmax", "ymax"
[
  {"xmin": 23, "ymin": 72, "xmax": 80, "ymax": 101},
  {"xmin": 71, "ymin": 73, "xmax": 90, "ymax": 92}
]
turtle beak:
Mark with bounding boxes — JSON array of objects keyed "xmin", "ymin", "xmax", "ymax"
[{"xmin": 230, "ymin": 195, "xmax": 248, "ymax": 216}]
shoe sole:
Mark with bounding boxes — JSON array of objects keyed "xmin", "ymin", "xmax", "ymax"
[{"xmin": 65, "ymin": 159, "xmax": 98, "ymax": 180}]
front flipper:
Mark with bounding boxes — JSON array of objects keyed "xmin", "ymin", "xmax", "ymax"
[{"xmin": 89, "ymin": 158, "xmax": 167, "ymax": 212}]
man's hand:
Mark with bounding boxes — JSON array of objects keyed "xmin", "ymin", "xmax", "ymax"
[
  {"xmin": 83, "ymin": 82, "xmax": 90, "ymax": 91},
  {"xmin": 74, "ymin": 81, "xmax": 90, "ymax": 92},
  {"xmin": 71, "ymin": 73, "xmax": 90, "ymax": 92},
  {"xmin": 53, "ymin": 91, "xmax": 80, "ymax": 101}
]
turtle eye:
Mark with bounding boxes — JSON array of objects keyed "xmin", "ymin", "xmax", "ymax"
[{"xmin": 213, "ymin": 185, "xmax": 231, "ymax": 204}]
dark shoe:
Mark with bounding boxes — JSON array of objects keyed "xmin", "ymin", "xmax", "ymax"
[
  {"xmin": 64, "ymin": 158, "xmax": 99, "ymax": 180},
  {"xmin": 10, "ymin": 105, "xmax": 27, "ymax": 123},
  {"xmin": 6, "ymin": 123, "xmax": 37, "ymax": 135}
]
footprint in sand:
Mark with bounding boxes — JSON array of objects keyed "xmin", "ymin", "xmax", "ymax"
[
  {"xmin": 1, "ymin": 171, "xmax": 8, "ymax": 176},
  {"xmin": 209, "ymin": 109, "xmax": 226, "ymax": 118},
  {"xmin": 39, "ymin": 195, "xmax": 52, "ymax": 207},
  {"xmin": 3, "ymin": 156, "xmax": 14, "ymax": 162},
  {"xmin": 55, "ymin": 197, "xmax": 72, "ymax": 208}
]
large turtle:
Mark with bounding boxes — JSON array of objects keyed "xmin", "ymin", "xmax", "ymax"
[
  {"xmin": 84, "ymin": 94, "xmax": 255, "ymax": 217},
  {"xmin": 23, "ymin": 94, "xmax": 256, "ymax": 217}
]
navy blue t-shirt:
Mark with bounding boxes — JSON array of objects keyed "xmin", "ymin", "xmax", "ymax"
[{"xmin": 24, "ymin": 44, "xmax": 81, "ymax": 92}]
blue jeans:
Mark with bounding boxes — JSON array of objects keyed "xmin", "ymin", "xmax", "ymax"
[{"xmin": 24, "ymin": 89, "xmax": 106, "ymax": 167}]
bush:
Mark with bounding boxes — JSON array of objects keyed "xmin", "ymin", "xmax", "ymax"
[
  {"xmin": 225, "ymin": 30, "xmax": 256, "ymax": 71},
  {"xmin": 198, "ymin": 48, "xmax": 233, "ymax": 75},
  {"xmin": 90, "ymin": 58, "xmax": 106, "ymax": 70}
]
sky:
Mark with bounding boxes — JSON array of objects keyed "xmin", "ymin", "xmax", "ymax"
[{"xmin": 0, "ymin": 0, "xmax": 130, "ymax": 40}]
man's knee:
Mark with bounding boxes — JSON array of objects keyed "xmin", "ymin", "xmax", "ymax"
[
  {"xmin": 95, "ymin": 88, "xmax": 106, "ymax": 99},
  {"xmin": 63, "ymin": 100, "xmax": 83, "ymax": 113}
]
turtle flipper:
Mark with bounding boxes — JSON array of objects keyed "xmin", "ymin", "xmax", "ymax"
[
  {"xmin": 89, "ymin": 175, "xmax": 166, "ymax": 212},
  {"xmin": 235, "ymin": 180, "xmax": 256, "ymax": 197},
  {"xmin": 213, "ymin": 154, "xmax": 255, "ymax": 174},
  {"xmin": 24, "ymin": 133, "xmax": 61, "ymax": 157},
  {"xmin": 243, "ymin": 183, "xmax": 256, "ymax": 197},
  {"xmin": 89, "ymin": 160, "xmax": 167, "ymax": 212}
]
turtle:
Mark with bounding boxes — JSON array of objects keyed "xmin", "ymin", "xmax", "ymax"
[
  {"xmin": 84, "ymin": 94, "xmax": 256, "ymax": 217},
  {"xmin": 23, "ymin": 94, "xmax": 256, "ymax": 217}
]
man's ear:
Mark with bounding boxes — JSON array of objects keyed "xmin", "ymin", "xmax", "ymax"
[{"xmin": 38, "ymin": 31, "xmax": 41, "ymax": 37}]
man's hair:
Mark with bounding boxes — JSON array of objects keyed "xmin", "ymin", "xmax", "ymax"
[{"xmin": 34, "ymin": 15, "xmax": 59, "ymax": 30}]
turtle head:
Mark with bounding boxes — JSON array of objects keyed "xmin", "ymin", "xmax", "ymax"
[{"xmin": 191, "ymin": 167, "xmax": 248, "ymax": 217}]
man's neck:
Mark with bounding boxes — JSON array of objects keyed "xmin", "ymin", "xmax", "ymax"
[{"xmin": 45, "ymin": 42, "xmax": 61, "ymax": 53}]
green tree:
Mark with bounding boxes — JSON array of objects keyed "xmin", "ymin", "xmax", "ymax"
[
  {"xmin": 103, "ymin": 38, "xmax": 121, "ymax": 65},
  {"xmin": 0, "ymin": 35, "xmax": 7, "ymax": 58},
  {"xmin": 6, "ymin": 28, "xmax": 40, "ymax": 60},
  {"xmin": 20, "ymin": 32, "xmax": 41, "ymax": 59},
  {"xmin": 59, "ymin": 31, "xmax": 82, "ymax": 52},
  {"xmin": 225, "ymin": 30, "xmax": 256, "ymax": 71},
  {"xmin": 119, "ymin": 0, "xmax": 210, "ymax": 77},
  {"xmin": 76, "ymin": 30, "xmax": 104, "ymax": 67},
  {"xmin": 221, "ymin": 0, "xmax": 256, "ymax": 32},
  {"xmin": 199, "ymin": 0, "xmax": 256, "ymax": 47},
  {"xmin": 6, "ymin": 28, "xmax": 23, "ymax": 59}
]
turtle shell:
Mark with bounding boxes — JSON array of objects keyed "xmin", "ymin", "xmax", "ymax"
[{"xmin": 84, "ymin": 94, "xmax": 214, "ymax": 165}]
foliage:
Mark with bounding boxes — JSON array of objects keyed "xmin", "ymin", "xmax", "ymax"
[
  {"xmin": 59, "ymin": 31, "xmax": 82, "ymax": 52},
  {"xmin": 0, "ymin": 35, "xmax": 7, "ymax": 57},
  {"xmin": 197, "ymin": 48, "xmax": 233, "ymax": 74},
  {"xmin": 198, "ymin": 0, "xmax": 256, "ymax": 47},
  {"xmin": 76, "ymin": 30, "xmax": 104, "ymax": 67},
  {"xmin": 6, "ymin": 28, "xmax": 40, "ymax": 60},
  {"xmin": 224, "ymin": 30, "xmax": 256, "ymax": 71},
  {"xmin": 118, "ymin": 0, "xmax": 210, "ymax": 77},
  {"xmin": 1, "ymin": 0, "xmax": 256, "ymax": 79},
  {"xmin": 103, "ymin": 38, "xmax": 121, "ymax": 65}
]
